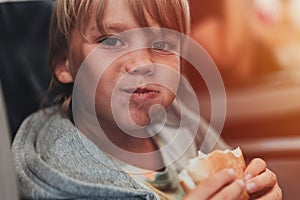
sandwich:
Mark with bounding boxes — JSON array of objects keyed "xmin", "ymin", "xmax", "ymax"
[{"xmin": 178, "ymin": 147, "xmax": 249, "ymax": 200}]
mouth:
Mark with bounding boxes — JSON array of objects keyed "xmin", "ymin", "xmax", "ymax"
[
  {"xmin": 122, "ymin": 87, "xmax": 159, "ymax": 103},
  {"xmin": 123, "ymin": 87, "xmax": 159, "ymax": 94}
]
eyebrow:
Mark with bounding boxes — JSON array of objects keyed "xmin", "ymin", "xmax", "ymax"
[{"xmin": 90, "ymin": 22, "xmax": 132, "ymax": 34}]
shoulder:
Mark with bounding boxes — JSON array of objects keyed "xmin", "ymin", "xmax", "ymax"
[
  {"xmin": 12, "ymin": 107, "xmax": 156, "ymax": 199},
  {"xmin": 12, "ymin": 106, "xmax": 72, "ymax": 154},
  {"xmin": 12, "ymin": 106, "xmax": 117, "ymax": 174}
]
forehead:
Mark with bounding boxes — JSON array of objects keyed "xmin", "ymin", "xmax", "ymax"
[
  {"xmin": 77, "ymin": 0, "xmax": 187, "ymax": 39},
  {"xmin": 104, "ymin": 0, "xmax": 131, "ymax": 20},
  {"xmin": 102, "ymin": 0, "xmax": 159, "ymax": 31}
]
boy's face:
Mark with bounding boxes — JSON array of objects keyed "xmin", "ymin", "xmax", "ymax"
[{"xmin": 62, "ymin": 0, "xmax": 181, "ymax": 131}]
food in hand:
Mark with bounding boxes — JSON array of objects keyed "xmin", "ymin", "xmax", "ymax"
[{"xmin": 178, "ymin": 147, "xmax": 249, "ymax": 200}]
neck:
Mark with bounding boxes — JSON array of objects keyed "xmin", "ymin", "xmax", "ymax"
[
  {"xmin": 99, "ymin": 120, "xmax": 157, "ymax": 153},
  {"xmin": 98, "ymin": 119, "xmax": 166, "ymax": 171}
]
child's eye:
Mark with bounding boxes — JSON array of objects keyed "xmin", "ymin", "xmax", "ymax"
[
  {"xmin": 152, "ymin": 41, "xmax": 169, "ymax": 50},
  {"xmin": 151, "ymin": 40, "xmax": 177, "ymax": 54},
  {"xmin": 99, "ymin": 36, "xmax": 125, "ymax": 48}
]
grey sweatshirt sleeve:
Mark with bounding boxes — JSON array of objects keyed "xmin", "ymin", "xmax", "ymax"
[{"xmin": 12, "ymin": 109, "xmax": 158, "ymax": 200}]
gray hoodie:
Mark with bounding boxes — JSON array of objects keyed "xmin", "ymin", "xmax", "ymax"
[
  {"xmin": 12, "ymin": 108, "xmax": 158, "ymax": 199},
  {"xmin": 12, "ymin": 106, "xmax": 228, "ymax": 200}
]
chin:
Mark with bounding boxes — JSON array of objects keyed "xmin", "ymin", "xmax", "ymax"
[
  {"xmin": 113, "ymin": 112, "xmax": 150, "ymax": 132},
  {"xmin": 129, "ymin": 113, "xmax": 151, "ymax": 128},
  {"xmin": 132, "ymin": 118, "xmax": 150, "ymax": 128}
]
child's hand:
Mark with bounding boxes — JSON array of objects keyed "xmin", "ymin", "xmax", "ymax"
[
  {"xmin": 184, "ymin": 168, "xmax": 246, "ymax": 200},
  {"xmin": 244, "ymin": 158, "xmax": 282, "ymax": 199}
]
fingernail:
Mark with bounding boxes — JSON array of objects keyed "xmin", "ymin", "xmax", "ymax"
[
  {"xmin": 244, "ymin": 174, "xmax": 252, "ymax": 181},
  {"xmin": 238, "ymin": 179, "xmax": 245, "ymax": 187},
  {"xmin": 246, "ymin": 182, "xmax": 256, "ymax": 193},
  {"xmin": 228, "ymin": 169, "xmax": 236, "ymax": 176}
]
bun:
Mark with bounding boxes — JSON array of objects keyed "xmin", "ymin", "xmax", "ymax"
[{"xmin": 179, "ymin": 147, "xmax": 249, "ymax": 200}]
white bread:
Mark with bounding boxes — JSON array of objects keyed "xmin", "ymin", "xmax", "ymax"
[{"xmin": 179, "ymin": 147, "xmax": 249, "ymax": 200}]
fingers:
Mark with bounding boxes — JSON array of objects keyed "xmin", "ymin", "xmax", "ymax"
[
  {"xmin": 254, "ymin": 183, "xmax": 282, "ymax": 200},
  {"xmin": 244, "ymin": 158, "xmax": 282, "ymax": 200},
  {"xmin": 246, "ymin": 169, "xmax": 277, "ymax": 194},
  {"xmin": 244, "ymin": 158, "xmax": 267, "ymax": 180},
  {"xmin": 184, "ymin": 158, "xmax": 282, "ymax": 200},
  {"xmin": 211, "ymin": 179, "xmax": 245, "ymax": 200},
  {"xmin": 184, "ymin": 168, "xmax": 237, "ymax": 200}
]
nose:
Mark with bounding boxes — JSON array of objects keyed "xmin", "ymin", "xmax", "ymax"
[{"xmin": 125, "ymin": 49, "xmax": 155, "ymax": 76}]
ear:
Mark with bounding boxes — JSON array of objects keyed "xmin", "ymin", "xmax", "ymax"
[{"xmin": 54, "ymin": 57, "xmax": 74, "ymax": 84}]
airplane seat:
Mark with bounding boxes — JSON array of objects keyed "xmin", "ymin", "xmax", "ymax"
[{"xmin": 0, "ymin": 0, "xmax": 54, "ymax": 140}]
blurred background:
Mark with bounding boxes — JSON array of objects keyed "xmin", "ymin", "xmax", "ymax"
[
  {"xmin": 185, "ymin": 0, "xmax": 300, "ymax": 199},
  {"xmin": 1, "ymin": 0, "xmax": 300, "ymax": 199}
]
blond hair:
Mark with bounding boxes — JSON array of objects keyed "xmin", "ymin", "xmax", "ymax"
[{"xmin": 44, "ymin": 0, "xmax": 191, "ymax": 115}]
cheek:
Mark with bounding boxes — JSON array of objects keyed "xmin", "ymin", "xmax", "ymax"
[
  {"xmin": 95, "ymin": 71, "xmax": 117, "ymax": 105},
  {"xmin": 167, "ymin": 57, "xmax": 181, "ymax": 86},
  {"xmin": 155, "ymin": 55, "xmax": 181, "ymax": 80},
  {"xmin": 95, "ymin": 60, "xmax": 126, "ymax": 100},
  {"xmin": 94, "ymin": 73, "xmax": 117, "ymax": 119},
  {"xmin": 69, "ymin": 45, "xmax": 97, "ymax": 78},
  {"xmin": 159, "ymin": 57, "xmax": 180, "ymax": 107},
  {"xmin": 94, "ymin": 83, "xmax": 112, "ymax": 121},
  {"xmin": 163, "ymin": 88, "xmax": 177, "ymax": 107},
  {"xmin": 164, "ymin": 56, "xmax": 180, "ymax": 71}
]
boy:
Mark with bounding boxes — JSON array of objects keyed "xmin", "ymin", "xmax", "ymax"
[{"xmin": 12, "ymin": 0, "xmax": 281, "ymax": 199}]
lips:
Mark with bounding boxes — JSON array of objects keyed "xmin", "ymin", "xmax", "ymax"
[
  {"xmin": 122, "ymin": 87, "xmax": 159, "ymax": 103},
  {"xmin": 133, "ymin": 87, "xmax": 158, "ymax": 94}
]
